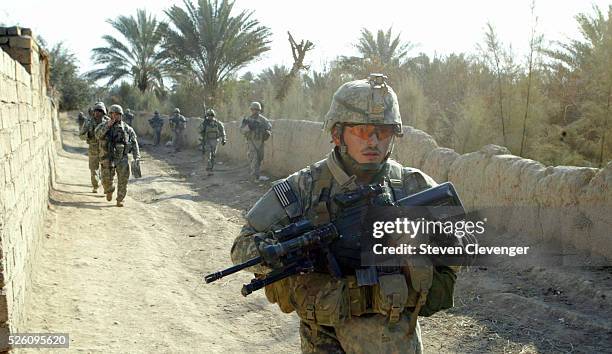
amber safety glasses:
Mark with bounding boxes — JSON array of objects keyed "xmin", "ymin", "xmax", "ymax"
[{"xmin": 345, "ymin": 125, "xmax": 395, "ymax": 140}]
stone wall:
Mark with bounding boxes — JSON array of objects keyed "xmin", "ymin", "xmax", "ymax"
[
  {"xmin": 132, "ymin": 113, "xmax": 611, "ymax": 263},
  {"xmin": 0, "ymin": 27, "xmax": 59, "ymax": 349}
]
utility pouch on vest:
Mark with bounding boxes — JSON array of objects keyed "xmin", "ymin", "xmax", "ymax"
[
  {"xmin": 291, "ymin": 273, "xmax": 349, "ymax": 326},
  {"xmin": 372, "ymin": 274, "xmax": 410, "ymax": 323},
  {"xmin": 346, "ymin": 276, "xmax": 369, "ymax": 316},
  {"xmin": 113, "ymin": 143, "xmax": 126, "ymax": 161},
  {"xmin": 263, "ymin": 277, "xmax": 295, "ymax": 314}
]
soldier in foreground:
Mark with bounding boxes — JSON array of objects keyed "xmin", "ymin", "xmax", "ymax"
[
  {"xmin": 124, "ymin": 108, "xmax": 135, "ymax": 126},
  {"xmin": 148, "ymin": 110, "xmax": 164, "ymax": 146},
  {"xmin": 78, "ymin": 102, "xmax": 107, "ymax": 193},
  {"xmin": 199, "ymin": 108, "xmax": 226, "ymax": 175},
  {"xmin": 240, "ymin": 101, "xmax": 271, "ymax": 181},
  {"xmin": 95, "ymin": 104, "xmax": 141, "ymax": 207},
  {"xmin": 231, "ymin": 75, "xmax": 457, "ymax": 353},
  {"xmin": 169, "ymin": 107, "xmax": 187, "ymax": 152}
]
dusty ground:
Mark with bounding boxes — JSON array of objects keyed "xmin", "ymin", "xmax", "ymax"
[{"xmin": 19, "ymin": 114, "xmax": 612, "ymax": 353}]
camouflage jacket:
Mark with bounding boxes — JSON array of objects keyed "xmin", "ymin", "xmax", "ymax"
[
  {"xmin": 95, "ymin": 120, "xmax": 141, "ymax": 164},
  {"xmin": 79, "ymin": 116, "xmax": 106, "ymax": 147},
  {"xmin": 148, "ymin": 115, "xmax": 164, "ymax": 130},
  {"xmin": 230, "ymin": 149, "xmax": 437, "ymax": 272},
  {"xmin": 169, "ymin": 114, "xmax": 187, "ymax": 131},
  {"xmin": 240, "ymin": 113, "xmax": 271, "ymax": 141},
  {"xmin": 200, "ymin": 118, "xmax": 226, "ymax": 141}
]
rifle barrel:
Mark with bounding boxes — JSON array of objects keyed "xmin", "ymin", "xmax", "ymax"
[{"xmin": 204, "ymin": 256, "xmax": 262, "ymax": 283}]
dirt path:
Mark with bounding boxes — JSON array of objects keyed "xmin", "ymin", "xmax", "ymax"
[{"xmin": 20, "ymin": 114, "xmax": 612, "ymax": 353}]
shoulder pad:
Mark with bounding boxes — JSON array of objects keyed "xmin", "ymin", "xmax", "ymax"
[{"xmin": 246, "ymin": 170, "xmax": 307, "ymax": 231}]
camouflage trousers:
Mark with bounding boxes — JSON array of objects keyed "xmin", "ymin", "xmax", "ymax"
[
  {"xmin": 202, "ymin": 139, "xmax": 219, "ymax": 170},
  {"xmin": 153, "ymin": 128, "xmax": 162, "ymax": 146},
  {"xmin": 246, "ymin": 138, "xmax": 265, "ymax": 177},
  {"xmin": 173, "ymin": 129, "xmax": 185, "ymax": 151},
  {"xmin": 88, "ymin": 145, "xmax": 101, "ymax": 189},
  {"xmin": 299, "ymin": 314, "xmax": 422, "ymax": 354},
  {"xmin": 100, "ymin": 159, "xmax": 130, "ymax": 201}
]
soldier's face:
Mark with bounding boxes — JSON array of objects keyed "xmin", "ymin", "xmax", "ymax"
[
  {"xmin": 334, "ymin": 124, "xmax": 394, "ymax": 164},
  {"xmin": 111, "ymin": 112, "xmax": 123, "ymax": 121},
  {"xmin": 93, "ymin": 110, "xmax": 103, "ymax": 119},
  {"xmin": 250, "ymin": 108, "xmax": 258, "ymax": 115}
]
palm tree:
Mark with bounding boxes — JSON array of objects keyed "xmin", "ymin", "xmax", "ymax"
[
  {"xmin": 88, "ymin": 9, "xmax": 169, "ymax": 94},
  {"xmin": 356, "ymin": 27, "xmax": 414, "ymax": 67},
  {"xmin": 163, "ymin": 0, "xmax": 272, "ymax": 106},
  {"xmin": 545, "ymin": 5, "xmax": 612, "ymax": 166},
  {"xmin": 337, "ymin": 27, "xmax": 415, "ymax": 78}
]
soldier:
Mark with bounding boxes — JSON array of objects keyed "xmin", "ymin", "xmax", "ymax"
[
  {"xmin": 78, "ymin": 102, "xmax": 107, "ymax": 193},
  {"xmin": 199, "ymin": 108, "xmax": 226, "ymax": 175},
  {"xmin": 231, "ymin": 75, "xmax": 458, "ymax": 353},
  {"xmin": 240, "ymin": 101, "xmax": 271, "ymax": 180},
  {"xmin": 148, "ymin": 110, "xmax": 164, "ymax": 146},
  {"xmin": 77, "ymin": 111, "xmax": 85, "ymax": 130},
  {"xmin": 169, "ymin": 107, "xmax": 187, "ymax": 152},
  {"xmin": 95, "ymin": 104, "xmax": 141, "ymax": 207},
  {"xmin": 124, "ymin": 108, "xmax": 135, "ymax": 126}
]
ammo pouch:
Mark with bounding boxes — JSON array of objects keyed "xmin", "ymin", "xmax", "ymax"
[
  {"xmin": 206, "ymin": 131, "xmax": 219, "ymax": 139},
  {"xmin": 290, "ymin": 273, "xmax": 349, "ymax": 326},
  {"xmin": 372, "ymin": 274, "xmax": 416, "ymax": 323}
]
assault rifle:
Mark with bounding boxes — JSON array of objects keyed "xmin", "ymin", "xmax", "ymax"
[{"xmin": 204, "ymin": 182, "xmax": 467, "ymax": 296}]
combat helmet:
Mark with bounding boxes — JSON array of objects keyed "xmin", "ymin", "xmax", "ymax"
[
  {"xmin": 324, "ymin": 74, "xmax": 402, "ymax": 136},
  {"xmin": 108, "ymin": 104, "xmax": 124, "ymax": 115},
  {"xmin": 205, "ymin": 108, "xmax": 216, "ymax": 117},
  {"xmin": 174, "ymin": 108, "xmax": 181, "ymax": 114},
  {"xmin": 250, "ymin": 101, "xmax": 262, "ymax": 111},
  {"xmin": 93, "ymin": 102, "xmax": 107, "ymax": 114}
]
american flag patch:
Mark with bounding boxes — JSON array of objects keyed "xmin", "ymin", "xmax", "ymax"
[{"xmin": 273, "ymin": 181, "xmax": 298, "ymax": 208}]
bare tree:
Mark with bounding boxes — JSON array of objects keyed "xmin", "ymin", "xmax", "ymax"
[
  {"xmin": 482, "ymin": 23, "xmax": 508, "ymax": 147},
  {"xmin": 520, "ymin": 0, "xmax": 544, "ymax": 156},
  {"xmin": 276, "ymin": 32, "xmax": 314, "ymax": 101}
]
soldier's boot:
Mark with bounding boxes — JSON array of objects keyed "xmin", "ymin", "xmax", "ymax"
[
  {"xmin": 92, "ymin": 187, "xmax": 98, "ymax": 193},
  {"xmin": 105, "ymin": 186, "xmax": 115, "ymax": 201},
  {"xmin": 116, "ymin": 200, "xmax": 124, "ymax": 207}
]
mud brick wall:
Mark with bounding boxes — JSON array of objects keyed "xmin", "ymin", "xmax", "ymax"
[
  {"xmin": 0, "ymin": 27, "xmax": 60, "ymax": 349},
  {"xmin": 132, "ymin": 114, "xmax": 611, "ymax": 264}
]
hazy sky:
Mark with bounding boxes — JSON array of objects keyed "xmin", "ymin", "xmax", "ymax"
[{"xmin": 2, "ymin": 0, "xmax": 611, "ymax": 76}]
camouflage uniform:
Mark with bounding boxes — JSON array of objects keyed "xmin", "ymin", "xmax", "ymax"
[
  {"xmin": 231, "ymin": 75, "xmax": 450, "ymax": 353},
  {"xmin": 95, "ymin": 105, "xmax": 141, "ymax": 205},
  {"xmin": 148, "ymin": 111, "xmax": 164, "ymax": 146},
  {"xmin": 77, "ymin": 111, "xmax": 85, "ymax": 130},
  {"xmin": 200, "ymin": 109, "xmax": 226, "ymax": 171},
  {"xmin": 124, "ymin": 109, "xmax": 135, "ymax": 126},
  {"xmin": 240, "ymin": 102, "xmax": 271, "ymax": 178},
  {"xmin": 169, "ymin": 108, "xmax": 187, "ymax": 151},
  {"xmin": 78, "ymin": 102, "xmax": 107, "ymax": 191}
]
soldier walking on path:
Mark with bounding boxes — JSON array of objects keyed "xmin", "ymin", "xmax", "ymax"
[
  {"xmin": 169, "ymin": 108, "xmax": 187, "ymax": 152},
  {"xmin": 78, "ymin": 102, "xmax": 107, "ymax": 193},
  {"xmin": 199, "ymin": 108, "xmax": 226, "ymax": 175},
  {"xmin": 148, "ymin": 110, "xmax": 164, "ymax": 146},
  {"xmin": 240, "ymin": 101, "xmax": 271, "ymax": 181},
  {"xmin": 95, "ymin": 104, "xmax": 141, "ymax": 207},
  {"xmin": 124, "ymin": 108, "xmax": 135, "ymax": 126}
]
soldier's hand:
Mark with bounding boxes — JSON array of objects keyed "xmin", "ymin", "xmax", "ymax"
[{"xmin": 222, "ymin": 139, "xmax": 226, "ymax": 145}]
